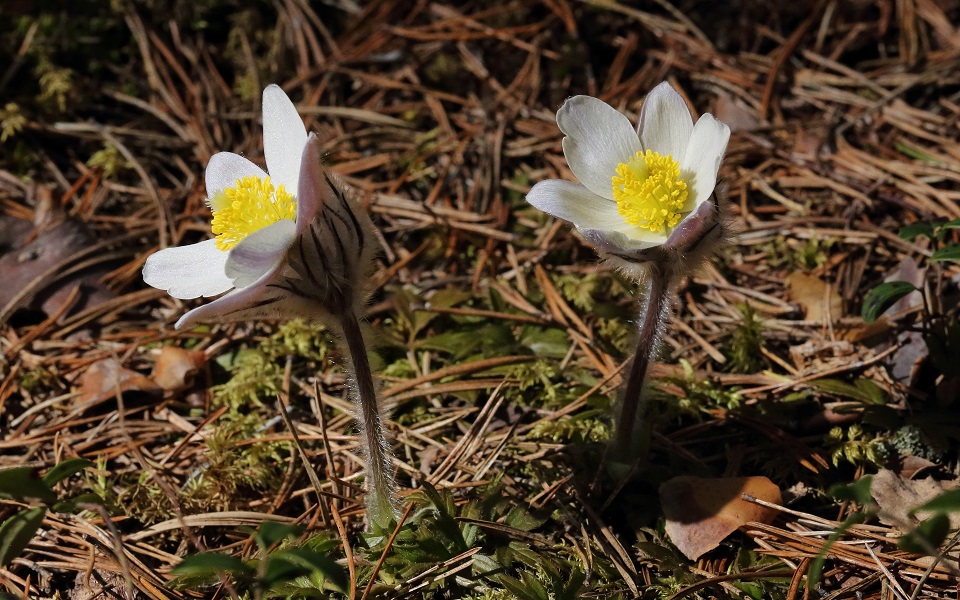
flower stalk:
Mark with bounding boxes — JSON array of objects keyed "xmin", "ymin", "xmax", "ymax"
[
  {"xmin": 522, "ymin": 82, "xmax": 733, "ymax": 475},
  {"xmin": 143, "ymin": 85, "xmax": 398, "ymax": 527},
  {"xmin": 612, "ymin": 262, "xmax": 671, "ymax": 465},
  {"xmin": 338, "ymin": 312, "xmax": 397, "ymax": 528}
]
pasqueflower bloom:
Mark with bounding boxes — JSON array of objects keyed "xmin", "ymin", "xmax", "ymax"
[
  {"xmin": 143, "ymin": 85, "xmax": 375, "ymax": 329},
  {"xmin": 525, "ymin": 82, "xmax": 733, "ymax": 467},
  {"xmin": 526, "ymin": 82, "xmax": 730, "ymax": 260},
  {"xmin": 143, "ymin": 85, "xmax": 394, "ymax": 527}
]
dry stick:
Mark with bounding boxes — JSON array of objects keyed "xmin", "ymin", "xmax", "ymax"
[
  {"xmin": 339, "ymin": 311, "xmax": 397, "ymax": 528},
  {"xmin": 611, "ymin": 261, "xmax": 671, "ymax": 465}
]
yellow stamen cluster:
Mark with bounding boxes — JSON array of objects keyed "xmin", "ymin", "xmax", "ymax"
[
  {"xmin": 612, "ymin": 149, "xmax": 688, "ymax": 232},
  {"xmin": 210, "ymin": 176, "xmax": 296, "ymax": 250}
]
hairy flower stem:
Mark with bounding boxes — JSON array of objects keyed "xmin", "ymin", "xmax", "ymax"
[
  {"xmin": 612, "ymin": 262, "xmax": 672, "ymax": 467},
  {"xmin": 338, "ymin": 312, "xmax": 397, "ymax": 528}
]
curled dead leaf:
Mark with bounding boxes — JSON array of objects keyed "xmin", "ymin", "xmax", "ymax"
[
  {"xmin": 786, "ymin": 272, "xmax": 843, "ymax": 322},
  {"xmin": 152, "ymin": 346, "xmax": 207, "ymax": 391},
  {"xmin": 76, "ymin": 358, "xmax": 160, "ymax": 409},
  {"xmin": 872, "ymin": 468, "xmax": 960, "ymax": 530},
  {"xmin": 660, "ymin": 475, "xmax": 782, "ymax": 560},
  {"xmin": 0, "ymin": 216, "xmax": 114, "ymax": 324},
  {"xmin": 712, "ymin": 91, "xmax": 760, "ymax": 133}
]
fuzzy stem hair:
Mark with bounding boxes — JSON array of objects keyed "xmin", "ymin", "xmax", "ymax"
[
  {"xmin": 338, "ymin": 312, "xmax": 397, "ymax": 528},
  {"xmin": 611, "ymin": 261, "xmax": 672, "ymax": 465}
]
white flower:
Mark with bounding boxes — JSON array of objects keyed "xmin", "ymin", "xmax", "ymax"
[
  {"xmin": 526, "ymin": 82, "xmax": 730, "ymax": 256},
  {"xmin": 143, "ymin": 85, "xmax": 375, "ymax": 328}
]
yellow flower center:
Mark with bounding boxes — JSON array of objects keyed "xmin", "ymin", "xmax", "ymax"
[
  {"xmin": 210, "ymin": 176, "xmax": 296, "ymax": 250},
  {"xmin": 611, "ymin": 149, "xmax": 688, "ymax": 232}
]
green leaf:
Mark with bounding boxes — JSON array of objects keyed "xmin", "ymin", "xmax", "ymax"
[
  {"xmin": 898, "ymin": 514, "xmax": 950, "ymax": 554},
  {"xmin": 913, "ymin": 488, "xmax": 960, "ymax": 514},
  {"xmin": 498, "ymin": 574, "xmax": 538, "ymax": 600},
  {"xmin": 939, "ymin": 218, "xmax": 960, "ymax": 231},
  {"xmin": 828, "ymin": 476, "xmax": 874, "ymax": 506},
  {"xmin": 810, "ymin": 378, "xmax": 884, "ymax": 404},
  {"xmin": 899, "ymin": 221, "xmax": 938, "ymax": 241},
  {"xmin": 42, "ymin": 458, "xmax": 94, "ymax": 487},
  {"xmin": 52, "ymin": 492, "xmax": 106, "ymax": 513},
  {"xmin": 861, "ymin": 281, "xmax": 918, "ymax": 322},
  {"xmin": 520, "ymin": 571, "xmax": 549, "ymax": 600},
  {"xmin": 503, "ymin": 506, "xmax": 546, "ymax": 532},
  {"xmin": 0, "ymin": 507, "xmax": 46, "ymax": 567},
  {"xmin": 414, "ymin": 324, "xmax": 513, "ymax": 358},
  {"xmin": 733, "ymin": 580, "xmax": 765, "ymax": 600},
  {"xmin": 262, "ymin": 549, "xmax": 347, "ymax": 593},
  {"xmin": 935, "ymin": 218, "xmax": 960, "ymax": 241},
  {"xmin": 519, "ymin": 326, "xmax": 570, "ymax": 358},
  {"xmin": 171, "ymin": 552, "xmax": 254, "ymax": 578},
  {"xmin": 254, "ymin": 521, "xmax": 302, "ymax": 551},
  {"xmin": 560, "ymin": 570, "xmax": 586, "ymax": 599},
  {"xmin": 471, "ymin": 552, "xmax": 500, "ymax": 575},
  {"xmin": 0, "ymin": 467, "xmax": 57, "ymax": 504},
  {"xmin": 931, "ymin": 244, "xmax": 960, "ymax": 262}
]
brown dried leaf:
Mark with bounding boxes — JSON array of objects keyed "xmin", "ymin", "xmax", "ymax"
[
  {"xmin": 76, "ymin": 358, "xmax": 160, "ymax": 407},
  {"xmin": 712, "ymin": 91, "xmax": 760, "ymax": 133},
  {"xmin": 899, "ymin": 456, "xmax": 938, "ymax": 480},
  {"xmin": 152, "ymin": 346, "xmax": 207, "ymax": 391},
  {"xmin": 872, "ymin": 469, "xmax": 960, "ymax": 530},
  {"xmin": 0, "ymin": 218, "xmax": 114, "ymax": 321},
  {"xmin": 660, "ymin": 476, "xmax": 782, "ymax": 560},
  {"xmin": 786, "ymin": 272, "xmax": 843, "ymax": 322}
]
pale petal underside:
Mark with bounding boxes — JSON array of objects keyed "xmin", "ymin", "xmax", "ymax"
[
  {"xmin": 142, "ymin": 239, "xmax": 233, "ymax": 300},
  {"xmin": 262, "ymin": 84, "xmax": 309, "ymax": 196},
  {"xmin": 224, "ymin": 219, "xmax": 297, "ymax": 288}
]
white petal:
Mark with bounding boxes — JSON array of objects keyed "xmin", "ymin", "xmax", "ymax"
[
  {"xmin": 176, "ymin": 273, "xmax": 293, "ymax": 329},
  {"xmin": 206, "ymin": 152, "xmax": 268, "ymax": 210},
  {"xmin": 526, "ymin": 180, "xmax": 626, "ymax": 231},
  {"xmin": 557, "ymin": 96, "xmax": 641, "ymax": 199},
  {"xmin": 679, "ymin": 113, "xmax": 730, "ymax": 212},
  {"xmin": 262, "ymin": 84, "xmax": 308, "ymax": 196},
  {"xmin": 224, "ymin": 219, "xmax": 297, "ymax": 288},
  {"xmin": 638, "ymin": 82, "xmax": 694, "ymax": 161},
  {"xmin": 142, "ymin": 239, "xmax": 233, "ymax": 300},
  {"xmin": 581, "ymin": 227, "xmax": 666, "ymax": 253},
  {"xmin": 295, "ymin": 133, "xmax": 328, "ymax": 233}
]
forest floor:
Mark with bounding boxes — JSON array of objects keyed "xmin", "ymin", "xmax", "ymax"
[{"xmin": 1, "ymin": 1, "xmax": 960, "ymax": 598}]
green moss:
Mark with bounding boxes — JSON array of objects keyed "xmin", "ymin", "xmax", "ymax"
[
  {"xmin": 18, "ymin": 366, "xmax": 59, "ymax": 393},
  {"xmin": 381, "ymin": 358, "xmax": 417, "ymax": 380},
  {"xmin": 597, "ymin": 317, "xmax": 632, "ymax": 354},
  {"xmin": 37, "ymin": 65, "xmax": 73, "ymax": 112},
  {"xmin": 115, "ymin": 470, "xmax": 173, "ymax": 525},
  {"xmin": 261, "ymin": 319, "xmax": 330, "ymax": 362},
  {"xmin": 87, "ymin": 144, "xmax": 129, "ymax": 178},
  {"xmin": 826, "ymin": 424, "xmax": 891, "ymax": 467},
  {"xmin": 509, "ymin": 360, "xmax": 561, "ymax": 407},
  {"xmin": 0, "ymin": 103, "xmax": 25, "ymax": 142},
  {"xmin": 529, "ymin": 417, "xmax": 610, "ymax": 444},
  {"xmin": 762, "ymin": 234, "xmax": 835, "ymax": 271},
  {"xmin": 181, "ymin": 412, "xmax": 287, "ymax": 512},
  {"xmin": 554, "ymin": 273, "xmax": 599, "ymax": 311},
  {"xmin": 212, "ymin": 349, "xmax": 283, "ymax": 408},
  {"xmin": 725, "ymin": 304, "xmax": 765, "ymax": 373},
  {"xmin": 891, "ymin": 425, "xmax": 944, "ymax": 462},
  {"xmin": 655, "ymin": 360, "xmax": 742, "ymax": 417}
]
